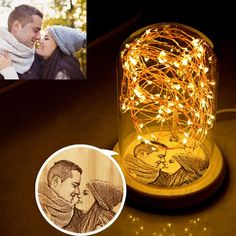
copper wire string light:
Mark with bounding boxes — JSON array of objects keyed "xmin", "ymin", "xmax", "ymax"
[{"xmin": 120, "ymin": 24, "xmax": 217, "ymax": 150}]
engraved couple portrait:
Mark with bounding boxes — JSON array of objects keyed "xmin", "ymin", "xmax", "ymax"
[
  {"xmin": 35, "ymin": 145, "xmax": 126, "ymax": 235},
  {"xmin": 124, "ymin": 137, "xmax": 209, "ymax": 187}
]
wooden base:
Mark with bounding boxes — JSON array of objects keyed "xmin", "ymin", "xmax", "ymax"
[{"xmin": 113, "ymin": 143, "xmax": 225, "ymax": 209}]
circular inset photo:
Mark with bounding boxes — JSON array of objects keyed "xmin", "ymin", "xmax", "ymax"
[{"xmin": 35, "ymin": 144, "xmax": 127, "ymax": 235}]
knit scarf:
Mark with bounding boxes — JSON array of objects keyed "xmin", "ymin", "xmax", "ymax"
[
  {"xmin": 152, "ymin": 168, "xmax": 201, "ymax": 187},
  {"xmin": 0, "ymin": 27, "xmax": 35, "ymax": 74},
  {"xmin": 38, "ymin": 182, "xmax": 74, "ymax": 228},
  {"xmin": 124, "ymin": 154, "xmax": 160, "ymax": 184}
]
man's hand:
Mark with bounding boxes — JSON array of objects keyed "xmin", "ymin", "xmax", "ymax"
[{"xmin": 0, "ymin": 51, "xmax": 12, "ymax": 70}]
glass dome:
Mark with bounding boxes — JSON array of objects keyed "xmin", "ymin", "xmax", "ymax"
[{"xmin": 117, "ymin": 23, "xmax": 220, "ymax": 198}]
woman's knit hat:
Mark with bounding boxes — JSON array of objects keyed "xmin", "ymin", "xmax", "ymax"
[
  {"xmin": 173, "ymin": 154, "xmax": 209, "ymax": 174},
  {"xmin": 87, "ymin": 180, "xmax": 123, "ymax": 211},
  {"xmin": 48, "ymin": 25, "xmax": 86, "ymax": 56}
]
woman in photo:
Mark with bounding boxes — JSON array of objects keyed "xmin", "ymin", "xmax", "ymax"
[
  {"xmin": 152, "ymin": 154, "xmax": 209, "ymax": 187},
  {"xmin": 77, "ymin": 179, "xmax": 123, "ymax": 233},
  {"xmin": 36, "ymin": 25, "xmax": 86, "ymax": 80}
]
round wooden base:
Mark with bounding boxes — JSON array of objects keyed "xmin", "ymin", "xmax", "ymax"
[{"xmin": 113, "ymin": 143, "xmax": 225, "ymax": 209}]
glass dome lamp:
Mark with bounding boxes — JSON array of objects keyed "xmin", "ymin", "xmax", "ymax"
[{"xmin": 116, "ymin": 23, "xmax": 224, "ymax": 208}]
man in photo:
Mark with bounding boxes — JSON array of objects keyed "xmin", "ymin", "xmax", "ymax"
[
  {"xmin": 0, "ymin": 4, "xmax": 43, "ymax": 79},
  {"xmin": 124, "ymin": 141, "xmax": 167, "ymax": 184},
  {"xmin": 38, "ymin": 160, "xmax": 84, "ymax": 231}
]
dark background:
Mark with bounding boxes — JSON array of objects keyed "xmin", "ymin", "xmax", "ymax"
[
  {"xmin": 0, "ymin": 0, "xmax": 236, "ymax": 235},
  {"xmin": 88, "ymin": 0, "xmax": 236, "ymax": 42}
]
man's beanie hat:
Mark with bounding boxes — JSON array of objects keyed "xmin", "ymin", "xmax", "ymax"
[{"xmin": 48, "ymin": 25, "xmax": 86, "ymax": 56}]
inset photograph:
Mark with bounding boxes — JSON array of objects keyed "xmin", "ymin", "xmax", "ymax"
[
  {"xmin": 0, "ymin": 0, "xmax": 86, "ymax": 80},
  {"xmin": 35, "ymin": 144, "xmax": 126, "ymax": 235}
]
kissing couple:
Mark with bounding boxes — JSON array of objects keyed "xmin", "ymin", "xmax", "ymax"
[
  {"xmin": 0, "ymin": 4, "xmax": 86, "ymax": 80},
  {"xmin": 37, "ymin": 160, "xmax": 123, "ymax": 234}
]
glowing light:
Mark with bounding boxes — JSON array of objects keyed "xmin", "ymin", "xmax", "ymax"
[
  {"xmin": 120, "ymin": 24, "xmax": 216, "ymax": 148},
  {"xmin": 183, "ymin": 138, "xmax": 188, "ymax": 144},
  {"xmin": 139, "ymin": 124, "xmax": 144, "ymax": 129}
]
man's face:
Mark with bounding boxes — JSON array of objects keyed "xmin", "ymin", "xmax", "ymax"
[
  {"xmin": 53, "ymin": 170, "xmax": 81, "ymax": 203},
  {"xmin": 137, "ymin": 147, "xmax": 166, "ymax": 167},
  {"xmin": 12, "ymin": 15, "xmax": 42, "ymax": 48}
]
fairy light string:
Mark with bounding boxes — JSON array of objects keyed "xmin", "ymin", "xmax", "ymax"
[{"xmin": 120, "ymin": 24, "xmax": 217, "ymax": 149}]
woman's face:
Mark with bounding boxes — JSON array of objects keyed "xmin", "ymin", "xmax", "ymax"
[
  {"xmin": 76, "ymin": 185, "xmax": 95, "ymax": 212},
  {"xmin": 161, "ymin": 155, "xmax": 181, "ymax": 174},
  {"xmin": 36, "ymin": 31, "xmax": 57, "ymax": 59}
]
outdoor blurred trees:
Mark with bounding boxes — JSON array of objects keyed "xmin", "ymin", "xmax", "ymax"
[
  {"xmin": 1, "ymin": 0, "xmax": 13, "ymax": 7},
  {"xmin": 43, "ymin": 0, "xmax": 87, "ymax": 75},
  {"xmin": 43, "ymin": 0, "xmax": 86, "ymax": 31}
]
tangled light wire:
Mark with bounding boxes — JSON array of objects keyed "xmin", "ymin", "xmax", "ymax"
[{"xmin": 120, "ymin": 24, "xmax": 217, "ymax": 149}]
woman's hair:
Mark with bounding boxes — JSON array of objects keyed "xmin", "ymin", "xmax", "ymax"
[
  {"xmin": 8, "ymin": 4, "xmax": 43, "ymax": 31},
  {"xmin": 40, "ymin": 47, "xmax": 85, "ymax": 80},
  {"xmin": 80, "ymin": 203, "xmax": 115, "ymax": 233},
  {"xmin": 80, "ymin": 180, "xmax": 122, "ymax": 233}
]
